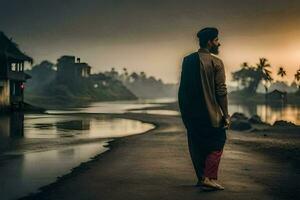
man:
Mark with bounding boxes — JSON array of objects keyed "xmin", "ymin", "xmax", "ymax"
[{"xmin": 178, "ymin": 27, "xmax": 230, "ymax": 190}]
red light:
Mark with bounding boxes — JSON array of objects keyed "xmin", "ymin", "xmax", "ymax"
[{"xmin": 20, "ymin": 84, "xmax": 25, "ymax": 89}]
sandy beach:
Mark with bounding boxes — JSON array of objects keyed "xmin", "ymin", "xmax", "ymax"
[{"xmin": 17, "ymin": 108, "xmax": 300, "ymax": 200}]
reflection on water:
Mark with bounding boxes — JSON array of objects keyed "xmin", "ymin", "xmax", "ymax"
[
  {"xmin": 25, "ymin": 115, "xmax": 154, "ymax": 139},
  {"xmin": 0, "ymin": 112, "xmax": 155, "ymax": 200},
  {"xmin": 46, "ymin": 98, "xmax": 176, "ymax": 114},
  {"xmin": 229, "ymin": 104, "xmax": 300, "ymax": 125},
  {"xmin": 0, "ymin": 112, "xmax": 24, "ymax": 138},
  {"xmin": 0, "ymin": 142, "xmax": 108, "ymax": 200},
  {"xmin": 130, "ymin": 109, "xmax": 180, "ymax": 116},
  {"xmin": 125, "ymin": 103, "xmax": 300, "ymax": 125},
  {"xmin": 0, "ymin": 114, "xmax": 154, "ymax": 140}
]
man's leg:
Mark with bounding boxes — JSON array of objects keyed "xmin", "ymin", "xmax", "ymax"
[
  {"xmin": 187, "ymin": 132, "xmax": 208, "ymax": 183},
  {"xmin": 203, "ymin": 150, "xmax": 223, "ymax": 179},
  {"xmin": 202, "ymin": 150, "xmax": 225, "ymax": 190}
]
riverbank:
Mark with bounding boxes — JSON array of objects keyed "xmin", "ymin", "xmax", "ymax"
[
  {"xmin": 20, "ymin": 112, "xmax": 300, "ymax": 200},
  {"xmin": 228, "ymin": 91, "xmax": 300, "ymax": 105}
]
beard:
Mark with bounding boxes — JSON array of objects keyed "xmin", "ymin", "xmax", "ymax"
[{"xmin": 209, "ymin": 44, "xmax": 219, "ymax": 55}]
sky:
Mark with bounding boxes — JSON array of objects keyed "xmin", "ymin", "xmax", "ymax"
[{"xmin": 1, "ymin": 0, "xmax": 300, "ymax": 84}]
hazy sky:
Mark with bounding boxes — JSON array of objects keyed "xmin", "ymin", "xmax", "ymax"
[{"xmin": 1, "ymin": 0, "xmax": 300, "ymax": 84}]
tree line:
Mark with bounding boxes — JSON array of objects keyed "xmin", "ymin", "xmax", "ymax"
[
  {"xmin": 103, "ymin": 67, "xmax": 177, "ymax": 98},
  {"xmin": 232, "ymin": 58, "xmax": 300, "ymax": 94}
]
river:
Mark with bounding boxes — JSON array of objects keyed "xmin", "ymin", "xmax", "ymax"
[{"xmin": 0, "ymin": 98, "xmax": 299, "ymax": 200}]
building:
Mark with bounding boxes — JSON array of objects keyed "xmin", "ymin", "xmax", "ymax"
[
  {"xmin": 267, "ymin": 89, "xmax": 287, "ymax": 103},
  {"xmin": 0, "ymin": 31, "xmax": 32, "ymax": 111},
  {"xmin": 56, "ymin": 56, "xmax": 91, "ymax": 83}
]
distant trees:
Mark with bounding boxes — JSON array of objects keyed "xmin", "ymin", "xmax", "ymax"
[
  {"xmin": 104, "ymin": 68, "xmax": 177, "ymax": 98},
  {"xmin": 277, "ymin": 67, "xmax": 287, "ymax": 80},
  {"xmin": 106, "ymin": 68, "xmax": 165, "ymax": 86},
  {"xmin": 232, "ymin": 58, "xmax": 300, "ymax": 96},
  {"xmin": 129, "ymin": 72, "xmax": 139, "ymax": 82},
  {"xmin": 295, "ymin": 68, "xmax": 300, "ymax": 92},
  {"xmin": 25, "ymin": 60, "xmax": 56, "ymax": 93},
  {"xmin": 104, "ymin": 67, "xmax": 119, "ymax": 79},
  {"xmin": 139, "ymin": 71, "xmax": 146, "ymax": 80},
  {"xmin": 232, "ymin": 58, "xmax": 273, "ymax": 94},
  {"xmin": 255, "ymin": 58, "xmax": 273, "ymax": 94},
  {"xmin": 232, "ymin": 62, "xmax": 251, "ymax": 90},
  {"xmin": 28, "ymin": 60, "xmax": 56, "ymax": 76}
]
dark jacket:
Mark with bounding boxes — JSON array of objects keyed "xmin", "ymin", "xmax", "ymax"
[
  {"xmin": 178, "ymin": 52, "xmax": 211, "ymax": 127},
  {"xmin": 178, "ymin": 50, "xmax": 228, "ymax": 150},
  {"xmin": 178, "ymin": 49, "xmax": 228, "ymax": 128}
]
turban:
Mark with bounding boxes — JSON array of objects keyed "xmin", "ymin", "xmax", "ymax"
[{"xmin": 197, "ymin": 27, "xmax": 219, "ymax": 47}]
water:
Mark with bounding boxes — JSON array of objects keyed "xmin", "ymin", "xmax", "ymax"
[
  {"xmin": 0, "ymin": 112, "xmax": 154, "ymax": 200},
  {"xmin": 130, "ymin": 109, "xmax": 179, "ymax": 116},
  {"xmin": 46, "ymin": 98, "xmax": 175, "ymax": 114},
  {"xmin": 228, "ymin": 103, "xmax": 300, "ymax": 125},
  {"xmin": 24, "ymin": 114, "xmax": 154, "ymax": 139},
  {"xmin": 0, "ymin": 143, "xmax": 108, "ymax": 200},
  {"xmin": 92, "ymin": 100, "xmax": 300, "ymax": 125}
]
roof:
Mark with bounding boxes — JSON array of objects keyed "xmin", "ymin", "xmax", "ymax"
[
  {"xmin": 57, "ymin": 55, "xmax": 76, "ymax": 62},
  {"xmin": 268, "ymin": 89, "xmax": 287, "ymax": 95},
  {"xmin": 75, "ymin": 62, "xmax": 91, "ymax": 69},
  {"xmin": 0, "ymin": 31, "xmax": 33, "ymax": 63}
]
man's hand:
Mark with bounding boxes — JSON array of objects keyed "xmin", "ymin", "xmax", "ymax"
[{"xmin": 223, "ymin": 115, "xmax": 231, "ymax": 129}]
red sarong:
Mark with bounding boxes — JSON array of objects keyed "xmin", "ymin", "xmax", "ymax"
[{"xmin": 203, "ymin": 150, "xmax": 223, "ymax": 179}]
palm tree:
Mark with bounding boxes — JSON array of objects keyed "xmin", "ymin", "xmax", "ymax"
[
  {"xmin": 232, "ymin": 62, "xmax": 252, "ymax": 91},
  {"xmin": 252, "ymin": 58, "xmax": 273, "ymax": 94},
  {"xmin": 129, "ymin": 72, "xmax": 139, "ymax": 82},
  {"xmin": 277, "ymin": 66, "xmax": 287, "ymax": 80},
  {"xmin": 109, "ymin": 67, "xmax": 119, "ymax": 79},
  {"xmin": 120, "ymin": 67, "xmax": 128, "ymax": 82},
  {"xmin": 295, "ymin": 68, "xmax": 300, "ymax": 91},
  {"xmin": 258, "ymin": 58, "xmax": 273, "ymax": 80},
  {"xmin": 123, "ymin": 68, "xmax": 128, "ymax": 76},
  {"xmin": 238, "ymin": 62, "xmax": 249, "ymax": 90},
  {"xmin": 140, "ymin": 71, "xmax": 146, "ymax": 80},
  {"xmin": 231, "ymin": 58, "xmax": 273, "ymax": 94}
]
